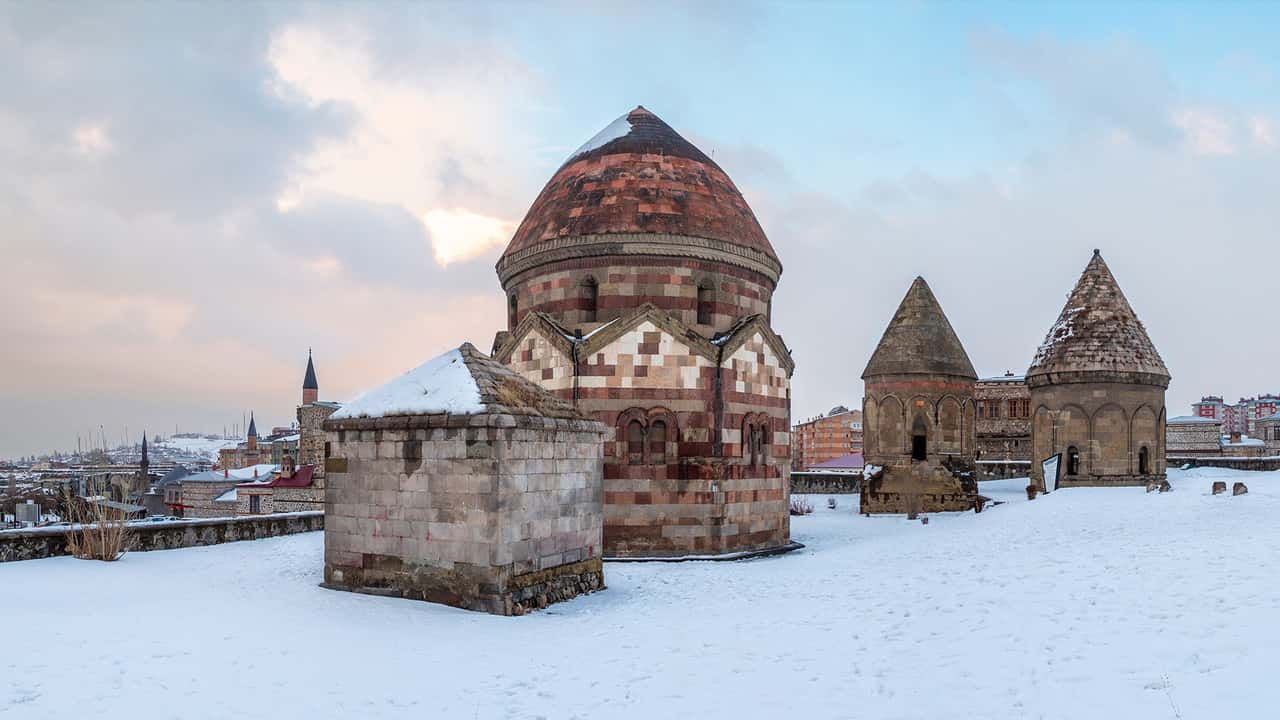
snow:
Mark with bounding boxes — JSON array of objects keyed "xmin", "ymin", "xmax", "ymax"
[
  {"xmin": 155, "ymin": 435, "xmax": 239, "ymax": 461},
  {"xmin": 213, "ymin": 488, "xmax": 237, "ymax": 503},
  {"xmin": 331, "ymin": 348, "xmax": 482, "ymax": 420},
  {"xmin": 5, "ymin": 467, "xmax": 1280, "ymax": 718},
  {"xmin": 1169, "ymin": 415, "xmax": 1219, "ymax": 423},
  {"xmin": 567, "ymin": 113, "xmax": 633, "ymax": 162}
]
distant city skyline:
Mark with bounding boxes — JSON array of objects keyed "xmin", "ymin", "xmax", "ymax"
[{"xmin": 4, "ymin": 2, "xmax": 1280, "ymax": 457}]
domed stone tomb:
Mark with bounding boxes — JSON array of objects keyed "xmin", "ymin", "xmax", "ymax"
[
  {"xmin": 1027, "ymin": 251, "xmax": 1169, "ymax": 489},
  {"xmin": 493, "ymin": 107, "xmax": 796, "ymax": 558}
]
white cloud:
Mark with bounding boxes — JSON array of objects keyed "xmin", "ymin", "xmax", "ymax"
[
  {"xmin": 1170, "ymin": 108, "xmax": 1236, "ymax": 156},
  {"xmin": 1250, "ymin": 115, "xmax": 1277, "ymax": 149},
  {"xmin": 422, "ymin": 208, "xmax": 515, "ymax": 266},
  {"xmin": 72, "ymin": 122, "xmax": 112, "ymax": 156},
  {"xmin": 266, "ymin": 22, "xmax": 538, "ymax": 268}
]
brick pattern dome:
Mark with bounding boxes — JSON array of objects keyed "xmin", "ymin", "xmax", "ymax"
[
  {"xmin": 499, "ymin": 106, "xmax": 777, "ymax": 270},
  {"xmin": 1027, "ymin": 251, "xmax": 1169, "ymax": 386}
]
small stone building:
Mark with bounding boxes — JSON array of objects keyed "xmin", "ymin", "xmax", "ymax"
[
  {"xmin": 1028, "ymin": 251, "xmax": 1169, "ymax": 489},
  {"xmin": 323, "ymin": 343, "xmax": 607, "ymax": 616},
  {"xmin": 860, "ymin": 277, "xmax": 978, "ymax": 514},
  {"xmin": 1257, "ymin": 414, "xmax": 1280, "ymax": 456},
  {"xmin": 1166, "ymin": 415, "xmax": 1224, "ymax": 457}
]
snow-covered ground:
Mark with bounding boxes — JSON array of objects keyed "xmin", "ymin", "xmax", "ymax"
[
  {"xmin": 154, "ymin": 435, "xmax": 238, "ymax": 462},
  {"xmin": 3, "ymin": 467, "xmax": 1278, "ymax": 719}
]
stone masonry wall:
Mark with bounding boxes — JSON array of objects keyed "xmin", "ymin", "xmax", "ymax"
[
  {"xmin": 504, "ymin": 256, "xmax": 774, "ymax": 335},
  {"xmin": 323, "ymin": 413, "xmax": 606, "ymax": 615},
  {"xmin": 0, "ymin": 512, "xmax": 323, "ymax": 563}
]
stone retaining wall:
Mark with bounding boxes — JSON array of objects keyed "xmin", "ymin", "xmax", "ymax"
[
  {"xmin": 790, "ymin": 473, "xmax": 861, "ymax": 494},
  {"xmin": 1169, "ymin": 456, "xmax": 1280, "ymax": 472},
  {"xmin": 0, "ymin": 512, "xmax": 323, "ymax": 563}
]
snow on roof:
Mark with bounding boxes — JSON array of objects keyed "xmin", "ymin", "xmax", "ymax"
[
  {"xmin": 979, "ymin": 374, "xmax": 1025, "ymax": 383},
  {"xmin": 1222, "ymin": 435, "xmax": 1265, "ymax": 447},
  {"xmin": 567, "ymin": 113, "xmax": 633, "ymax": 162},
  {"xmin": 1169, "ymin": 415, "xmax": 1220, "ymax": 424},
  {"xmin": 561, "ymin": 318, "xmax": 618, "ymax": 343},
  {"xmin": 273, "ymin": 434, "xmax": 300, "ymax": 443},
  {"xmin": 332, "ymin": 348, "xmax": 482, "ymax": 420},
  {"xmin": 214, "ymin": 488, "xmax": 238, "ymax": 503}
]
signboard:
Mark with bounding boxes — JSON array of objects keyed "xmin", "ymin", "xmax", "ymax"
[{"xmin": 1041, "ymin": 454, "xmax": 1061, "ymax": 493}]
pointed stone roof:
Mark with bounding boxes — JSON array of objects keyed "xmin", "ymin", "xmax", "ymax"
[
  {"xmin": 302, "ymin": 351, "xmax": 318, "ymax": 390},
  {"xmin": 331, "ymin": 343, "xmax": 589, "ymax": 421},
  {"xmin": 247, "ymin": 413, "xmax": 257, "ymax": 438},
  {"xmin": 497, "ymin": 106, "xmax": 779, "ymax": 283},
  {"xmin": 1027, "ymin": 250, "xmax": 1169, "ymax": 386},
  {"xmin": 862, "ymin": 277, "xmax": 977, "ymax": 380}
]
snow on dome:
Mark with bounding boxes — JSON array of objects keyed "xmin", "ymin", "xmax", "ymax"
[
  {"xmin": 332, "ymin": 348, "xmax": 483, "ymax": 420},
  {"xmin": 567, "ymin": 112, "xmax": 633, "ymax": 161}
]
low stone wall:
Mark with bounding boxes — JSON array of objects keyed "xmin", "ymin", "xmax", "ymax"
[
  {"xmin": 1169, "ymin": 456, "xmax": 1280, "ymax": 472},
  {"xmin": 977, "ymin": 460, "xmax": 1031, "ymax": 480},
  {"xmin": 790, "ymin": 472, "xmax": 861, "ymax": 494},
  {"xmin": 0, "ymin": 511, "xmax": 323, "ymax": 563}
]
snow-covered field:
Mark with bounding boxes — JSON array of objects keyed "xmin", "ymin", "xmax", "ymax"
[{"xmin": 3, "ymin": 467, "xmax": 1278, "ymax": 719}]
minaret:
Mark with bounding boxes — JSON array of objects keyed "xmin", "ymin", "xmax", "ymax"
[
  {"xmin": 303, "ymin": 349, "xmax": 319, "ymax": 405},
  {"xmin": 140, "ymin": 433, "xmax": 149, "ymax": 474},
  {"xmin": 247, "ymin": 412, "xmax": 258, "ymax": 451}
]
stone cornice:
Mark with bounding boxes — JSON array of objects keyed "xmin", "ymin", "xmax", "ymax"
[
  {"xmin": 496, "ymin": 233, "xmax": 783, "ymax": 288},
  {"xmin": 1025, "ymin": 369, "xmax": 1171, "ymax": 390}
]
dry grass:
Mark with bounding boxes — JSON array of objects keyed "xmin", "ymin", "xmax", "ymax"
[
  {"xmin": 789, "ymin": 496, "xmax": 814, "ymax": 516},
  {"xmin": 63, "ymin": 491, "xmax": 131, "ymax": 561}
]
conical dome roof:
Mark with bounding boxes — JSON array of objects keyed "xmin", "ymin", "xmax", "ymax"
[
  {"xmin": 497, "ymin": 106, "xmax": 779, "ymax": 283},
  {"xmin": 1027, "ymin": 250, "xmax": 1169, "ymax": 385},
  {"xmin": 862, "ymin": 277, "xmax": 976, "ymax": 380}
]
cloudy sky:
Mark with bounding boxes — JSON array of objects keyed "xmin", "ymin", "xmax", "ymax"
[{"xmin": 2, "ymin": 2, "xmax": 1278, "ymax": 457}]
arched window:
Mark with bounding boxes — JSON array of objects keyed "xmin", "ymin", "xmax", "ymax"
[
  {"xmin": 508, "ymin": 293, "xmax": 519, "ymax": 329},
  {"xmin": 1138, "ymin": 446, "xmax": 1150, "ymax": 475},
  {"xmin": 582, "ymin": 277, "xmax": 598, "ymax": 323},
  {"xmin": 649, "ymin": 420, "xmax": 667, "ymax": 465},
  {"xmin": 754, "ymin": 421, "xmax": 768, "ymax": 466},
  {"xmin": 627, "ymin": 420, "xmax": 645, "ymax": 465},
  {"xmin": 697, "ymin": 283, "xmax": 713, "ymax": 325},
  {"xmin": 1067, "ymin": 446, "xmax": 1080, "ymax": 476},
  {"xmin": 911, "ymin": 416, "xmax": 928, "ymax": 461}
]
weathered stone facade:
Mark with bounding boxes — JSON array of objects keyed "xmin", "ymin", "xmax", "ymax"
[
  {"xmin": 1166, "ymin": 416, "xmax": 1223, "ymax": 456},
  {"xmin": 861, "ymin": 278, "xmax": 978, "ymax": 514},
  {"xmin": 975, "ymin": 374, "xmax": 1031, "ymax": 462},
  {"xmin": 1257, "ymin": 415, "xmax": 1280, "ymax": 456},
  {"xmin": 322, "ymin": 344, "xmax": 608, "ymax": 616},
  {"xmin": 1028, "ymin": 251, "xmax": 1169, "ymax": 489},
  {"xmin": 492, "ymin": 107, "xmax": 795, "ymax": 558}
]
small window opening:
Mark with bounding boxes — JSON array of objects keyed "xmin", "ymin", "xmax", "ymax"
[
  {"xmin": 582, "ymin": 277, "xmax": 598, "ymax": 323},
  {"xmin": 649, "ymin": 420, "xmax": 667, "ymax": 465},
  {"xmin": 697, "ymin": 284, "xmax": 713, "ymax": 325},
  {"xmin": 1067, "ymin": 446, "xmax": 1080, "ymax": 475},
  {"xmin": 627, "ymin": 420, "xmax": 645, "ymax": 465}
]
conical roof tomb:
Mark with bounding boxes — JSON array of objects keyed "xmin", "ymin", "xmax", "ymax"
[
  {"xmin": 862, "ymin": 277, "xmax": 977, "ymax": 380},
  {"xmin": 246, "ymin": 412, "xmax": 257, "ymax": 438},
  {"xmin": 1027, "ymin": 250, "xmax": 1169, "ymax": 385}
]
